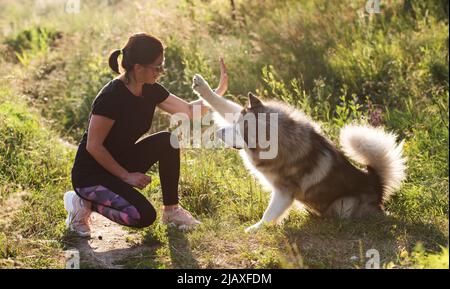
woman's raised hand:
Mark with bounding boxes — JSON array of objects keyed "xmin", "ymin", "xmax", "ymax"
[{"xmin": 215, "ymin": 57, "xmax": 228, "ymax": 96}]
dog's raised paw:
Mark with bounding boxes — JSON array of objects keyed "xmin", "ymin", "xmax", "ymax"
[{"xmin": 192, "ymin": 74, "xmax": 211, "ymax": 95}]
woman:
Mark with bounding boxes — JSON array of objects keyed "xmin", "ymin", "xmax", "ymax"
[{"xmin": 65, "ymin": 32, "xmax": 228, "ymax": 237}]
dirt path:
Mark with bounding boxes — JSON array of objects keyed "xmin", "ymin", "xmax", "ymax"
[
  {"xmin": 1, "ymin": 190, "xmax": 153, "ymax": 268},
  {"xmin": 66, "ymin": 212, "xmax": 152, "ymax": 269}
]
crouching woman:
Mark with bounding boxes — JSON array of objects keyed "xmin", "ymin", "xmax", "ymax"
[{"xmin": 64, "ymin": 33, "xmax": 228, "ymax": 237}]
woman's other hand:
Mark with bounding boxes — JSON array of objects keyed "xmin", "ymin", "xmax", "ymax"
[{"xmin": 123, "ymin": 172, "xmax": 152, "ymax": 189}]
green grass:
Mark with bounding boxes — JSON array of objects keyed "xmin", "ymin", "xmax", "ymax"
[
  {"xmin": 0, "ymin": 86, "xmax": 72, "ymax": 268},
  {"xmin": 0, "ymin": 0, "xmax": 448, "ymax": 268}
]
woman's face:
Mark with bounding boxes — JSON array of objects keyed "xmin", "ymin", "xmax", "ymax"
[{"xmin": 136, "ymin": 54, "xmax": 165, "ymax": 84}]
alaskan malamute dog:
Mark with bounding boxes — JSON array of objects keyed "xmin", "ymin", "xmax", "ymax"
[{"xmin": 192, "ymin": 74, "xmax": 406, "ymax": 232}]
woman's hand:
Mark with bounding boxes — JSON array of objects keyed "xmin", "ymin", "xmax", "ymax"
[
  {"xmin": 123, "ymin": 172, "xmax": 152, "ymax": 190},
  {"xmin": 215, "ymin": 57, "xmax": 228, "ymax": 96},
  {"xmin": 189, "ymin": 99, "xmax": 210, "ymax": 116}
]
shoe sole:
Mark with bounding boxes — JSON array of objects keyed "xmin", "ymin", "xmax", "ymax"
[{"xmin": 163, "ymin": 222, "xmax": 200, "ymax": 231}]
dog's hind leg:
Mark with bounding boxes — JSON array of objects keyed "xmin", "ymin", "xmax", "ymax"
[
  {"xmin": 192, "ymin": 74, "xmax": 242, "ymax": 120},
  {"xmin": 245, "ymin": 190, "xmax": 294, "ymax": 232}
]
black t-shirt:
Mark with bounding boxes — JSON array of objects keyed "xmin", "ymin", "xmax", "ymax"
[{"xmin": 71, "ymin": 78, "xmax": 170, "ymax": 186}]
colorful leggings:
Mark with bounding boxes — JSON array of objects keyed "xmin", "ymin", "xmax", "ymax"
[
  {"xmin": 73, "ymin": 131, "xmax": 180, "ymax": 228},
  {"xmin": 76, "ymin": 185, "xmax": 142, "ymax": 227}
]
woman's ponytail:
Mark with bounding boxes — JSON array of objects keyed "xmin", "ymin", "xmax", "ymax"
[{"xmin": 108, "ymin": 49, "xmax": 122, "ymax": 74}]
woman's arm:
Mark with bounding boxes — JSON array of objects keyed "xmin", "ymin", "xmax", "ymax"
[
  {"xmin": 157, "ymin": 94, "xmax": 208, "ymax": 119},
  {"xmin": 86, "ymin": 115, "xmax": 151, "ymax": 189}
]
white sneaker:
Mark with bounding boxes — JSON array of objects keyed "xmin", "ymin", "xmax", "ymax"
[
  {"xmin": 162, "ymin": 206, "xmax": 201, "ymax": 230},
  {"xmin": 64, "ymin": 191, "xmax": 92, "ymax": 238}
]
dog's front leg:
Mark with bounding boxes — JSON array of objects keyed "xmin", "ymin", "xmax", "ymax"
[{"xmin": 245, "ymin": 190, "xmax": 293, "ymax": 233}]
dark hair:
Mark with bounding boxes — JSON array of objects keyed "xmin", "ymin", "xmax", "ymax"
[{"xmin": 108, "ymin": 33, "xmax": 164, "ymax": 81}]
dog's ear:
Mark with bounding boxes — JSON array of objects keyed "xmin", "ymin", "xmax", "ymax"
[{"xmin": 248, "ymin": 92, "xmax": 263, "ymax": 108}]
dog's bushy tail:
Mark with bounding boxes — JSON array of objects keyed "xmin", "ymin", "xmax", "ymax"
[{"xmin": 340, "ymin": 124, "xmax": 406, "ymax": 201}]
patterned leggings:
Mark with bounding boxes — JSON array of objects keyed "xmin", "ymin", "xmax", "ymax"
[
  {"xmin": 73, "ymin": 132, "xmax": 180, "ymax": 228},
  {"xmin": 76, "ymin": 185, "xmax": 142, "ymax": 227}
]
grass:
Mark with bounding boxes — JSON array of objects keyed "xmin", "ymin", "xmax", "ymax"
[
  {"xmin": 0, "ymin": 86, "xmax": 72, "ymax": 268},
  {"xmin": 0, "ymin": 0, "xmax": 448, "ymax": 268}
]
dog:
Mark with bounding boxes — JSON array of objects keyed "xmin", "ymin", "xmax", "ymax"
[{"xmin": 192, "ymin": 74, "xmax": 406, "ymax": 232}]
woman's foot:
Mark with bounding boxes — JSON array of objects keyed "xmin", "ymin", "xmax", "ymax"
[
  {"xmin": 162, "ymin": 205, "xmax": 201, "ymax": 230},
  {"xmin": 64, "ymin": 191, "xmax": 92, "ymax": 238}
]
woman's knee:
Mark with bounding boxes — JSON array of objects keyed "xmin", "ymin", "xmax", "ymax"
[{"xmin": 135, "ymin": 204, "xmax": 157, "ymax": 228}]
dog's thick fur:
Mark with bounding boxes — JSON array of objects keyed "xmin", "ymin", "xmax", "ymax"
[{"xmin": 192, "ymin": 74, "xmax": 406, "ymax": 232}]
